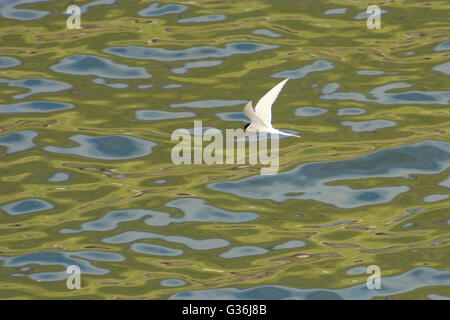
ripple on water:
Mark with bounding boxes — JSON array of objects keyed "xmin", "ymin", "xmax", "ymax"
[
  {"xmin": 345, "ymin": 266, "xmax": 367, "ymax": 275},
  {"xmin": 356, "ymin": 70, "xmax": 398, "ymax": 76},
  {"xmin": 321, "ymin": 82, "xmax": 340, "ymax": 94},
  {"xmin": 208, "ymin": 140, "xmax": 450, "ymax": 208},
  {"xmin": 252, "ymin": 29, "xmax": 282, "ymax": 38},
  {"xmin": 165, "ymin": 198, "xmax": 259, "ymax": 223},
  {"xmin": 0, "ymin": 130, "xmax": 38, "ymax": 154},
  {"xmin": 427, "ymin": 294, "xmax": 450, "ymax": 300},
  {"xmin": 103, "ymin": 43, "xmax": 278, "ymax": 61},
  {"xmin": 171, "ymin": 99, "xmax": 246, "ymax": 108},
  {"xmin": 0, "ymin": 78, "xmax": 72, "ymax": 99},
  {"xmin": 170, "ymin": 267, "xmax": 450, "ymax": 300},
  {"xmin": 162, "ymin": 84, "xmax": 183, "ymax": 89},
  {"xmin": 138, "ymin": 3, "xmax": 187, "ymax": 17},
  {"xmin": 220, "ymin": 246, "xmax": 269, "ymax": 259},
  {"xmin": 48, "ymin": 172, "xmax": 70, "ymax": 182},
  {"xmin": 0, "ymin": 251, "xmax": 124, "ymax": 281},
  {"xmin": 44, "ymin": 134, "xmax": 157, "ymax": 160},
  {"xmin": 131, "ymin": 243, "xmax": 184, "ymax": 256},
  {"xmin": 272, "ymin": 60, "xmax": 334, "ymax": 79},
  {"xmin": 50, "ymin": 55, "xmax": 151, "ymax": 79},
  {"xmin": 337, "ymin": 108, "xmax": 366, "ymax": 116},
  {"xmin": 323, "ymin": 8, "xmax": 347, "ymax": 15},
  {"xmin": 294, "ymin": 107, "xmax": 328, "ymax": 117},
  {"xmin": 432, "ymin": 62, "xmax": 450, "ymax": 75},
  {"xmin": 320, "ymin": 82, "xmax": 450, "ymax": 105},
  {"xmin": 438, "ymin": 175, "xmax": 450, "ymax": 188},
  {"xmin": 0, "ymin": 56, "xmax": 21, "ymax": 68},
  {"xmin": 0, "ymin": 0, "xmax": 51, "ymax": 21},
  {"xmin": 136, "ymin": 110, "xmax": 196, "ymax": 120},
  {"xmin": 1, "ymin": 199, "xmax": 54, "ymax": 215},
  {"xmin": 423, "ymin": 194, "xmax": 449, "ymax": 203},
  {"xmin": 79, "ymin": 0, "xmax": 116, "ymax": 14},
  {"xmin": 341, "ymin": 119, "xmax": 397, "ymax": 132},
  {"xmin": 102, "ymin": 231, "xmax": 230, "ymax": 250},
  {"xmin": 92, "ymin": 77, "xmax": 129, "ymax": 89},
  {"xmin": 171, "ymin": 60, "xmax": 223, "ymax": 74},
  {"xmin": 272, "ymin": 240, "xmax": 306, "ymax": 250},
  {"xmin": 161, "ymin": 279, "xmax": 186, "ymax": 287},
  {"xmin": 137, "ymin": 84, "xmax": 153, "ymax": 89},
  {"xmin": 60, "ymin": 198, "xmax": 258, "ymax": 233},
  {"xmin": 434, "ymin": 40, "xmax": 450, "ymax": 52},
  {"xmin": 215, "ymin": 112, "xmax": 250, "ymax": 122},
  {"xmin": 178, "ymin": 15, "xmax": 226, "ymax": 24},
  {"xmin": 0, "ymin": 101, "xmax": 74, "ymax": 113}
]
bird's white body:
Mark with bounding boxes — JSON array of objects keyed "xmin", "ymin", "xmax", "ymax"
[{"xmin": 243, "ymin": 78, "xmax": 300, "ymax": 138}]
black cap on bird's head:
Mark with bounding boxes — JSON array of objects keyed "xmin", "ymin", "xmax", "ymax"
[{"xmin": 243, "ymin": 123, "xmax": 250, "ymax": 132}]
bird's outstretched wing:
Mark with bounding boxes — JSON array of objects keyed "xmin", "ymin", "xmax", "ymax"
[
  {"xmin": 254, "ymin": 78, "xmax": 289, "ymax": 128},
  {"xmin": 242, "ymin": 100, "xmax": 267, "ymax": 128}
]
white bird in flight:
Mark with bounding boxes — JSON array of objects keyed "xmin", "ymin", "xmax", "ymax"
[{"xmin": 242, "ymin": 78, "xmax": 300, "ymax": 138}]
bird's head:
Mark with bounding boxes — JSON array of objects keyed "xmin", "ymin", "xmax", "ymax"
[{"xmin": 243, "ymin": 123, "xmax": 250, "ymax": 133}]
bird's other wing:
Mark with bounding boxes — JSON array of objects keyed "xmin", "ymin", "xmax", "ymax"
[
  {"xmin": 254, "ymin": 78, "xmax": 289, "ymax": 128},
  {"xmin": 242, "ymin": 100, "xmax": 268, "ymax": 128}
]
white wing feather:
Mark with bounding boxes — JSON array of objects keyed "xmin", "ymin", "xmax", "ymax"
[
  {"xmin": 242, "ymin": 100, "xmax": 267, "ymax": 128},
  {"xmin": 254, "ymin": 78, "xmax": 289, "ymax": 127}
]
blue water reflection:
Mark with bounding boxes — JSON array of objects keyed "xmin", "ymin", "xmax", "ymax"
[
  {"xmin": 102, "ymin": 231, "xmax": 230, "ymax": 250},
  {"xmin": 171, "ymin": 99, "xmax": 246, "ymax": 109},
  {"xmin": 0, "ymin": 78, "xmax": 72, "ymax": 99},
  {"xmin": 0, "ymin": 56, "xmax": 21, "ymax": 68},
  {"xmin": 294, "ymin": 107, "xmax": 328, "ymax": 117},
  {"xmin": 48, "ymin": 172, "xmax": 70, "ymax": 182},
  {"xmin": 209, "ymin": 140, "xmax": 450, "ymax": 208},
  {"xmin": 178, "ymin": 15, "xmax": 226, "ymax": 24},
  {"xmin": 104, "ymin": 43, "xmax": 278, "ymax": 61},
  {"xmin": 0, "ymin": 130, "xmax": 38, "ymax": 154},
  {"xmin": 252, "ymin": 29, "xmax": 282, "ymax": 38},
  {"xmin": 171, "ymin": 60, "xmax": 223, "ymax": 74},
  {"xmin": 50, "ymin": 55, "xmax": 151, "ymax": 79},
  {"xmin": 320, "ymin": 82, "xmax": 450, "ymax": 105},
  {"xmin": 0, "ymin": 250, "xmax": 124, "ymax": 281},
  {"xmin": 161, "ymin": 279, "xmax": 186, "ymax": 287},
  {"xmin": 423, "ymin": 194, "xmax": 449, "ymax": 203},
  {"xmin": 433, "ymin": 62, "xmax": 450, "ymax": 75},
  {"xmin": 170, "ymin": 267, "xmax": 450, "ymax": 300},
  {"xmin": 1, "ymin": 199, "xmax": 53, "ymax": 215},
  {"xmin": 272, "ymin": 60, "xmax": 333, "ymax": 79},
  {"xmin": 220, "ymin": 246, "xmax": 269, "ymax": 259},
  {"xmin": 337, "ymin": 108, "xmax": 366, "ymax": 116},
  {"xmin": 44, "ymin": 134, "xmax": 157, "ymax": 160},
  {"xmin": 341, "ymin": 120, "xmax": 396, "ymax": 132},
  {"xmin": 323, "ymin": 8, "xmax": 347, "ymax": 15},
  {"xmin": 138, "ymin": 3, "xmax": 187, "ymax": 17},
  {"xmin": 215, "ymin": 112, "xmax": 249, "ymax": 122},
  {"xmin": 60, "ymin": 198, "xmax": 258, "ymax": 234},
  {"xmin": 273, "ymin": 240, "xmax": 306, "ymax": 250},
  {"xmin": 136, "ymin": 110, "xmax": 196, "ymax": 120},
  {"xmin": 434, "ymin": 40, "xmax": 450, "ymax": 51},
  {"xmin": 131, "ymin": 243, "xmax": 183, "ymax": 256},
  {"xmin": 0, "ymin": 101, "xmax": 74, "ymax": 113},
  {"xmin": 0, "ymin": 0, "xmax": 52, "ymax": 21}
]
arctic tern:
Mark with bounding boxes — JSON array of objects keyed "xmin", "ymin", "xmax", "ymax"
[{"xmin": 242, "ymin": 78, "xmax": 300, "ymax": 138}]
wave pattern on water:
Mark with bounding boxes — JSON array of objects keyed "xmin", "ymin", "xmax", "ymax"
[{"xmin": 0, "ymin": 0, "xmax": 448, "ymax": 300}]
